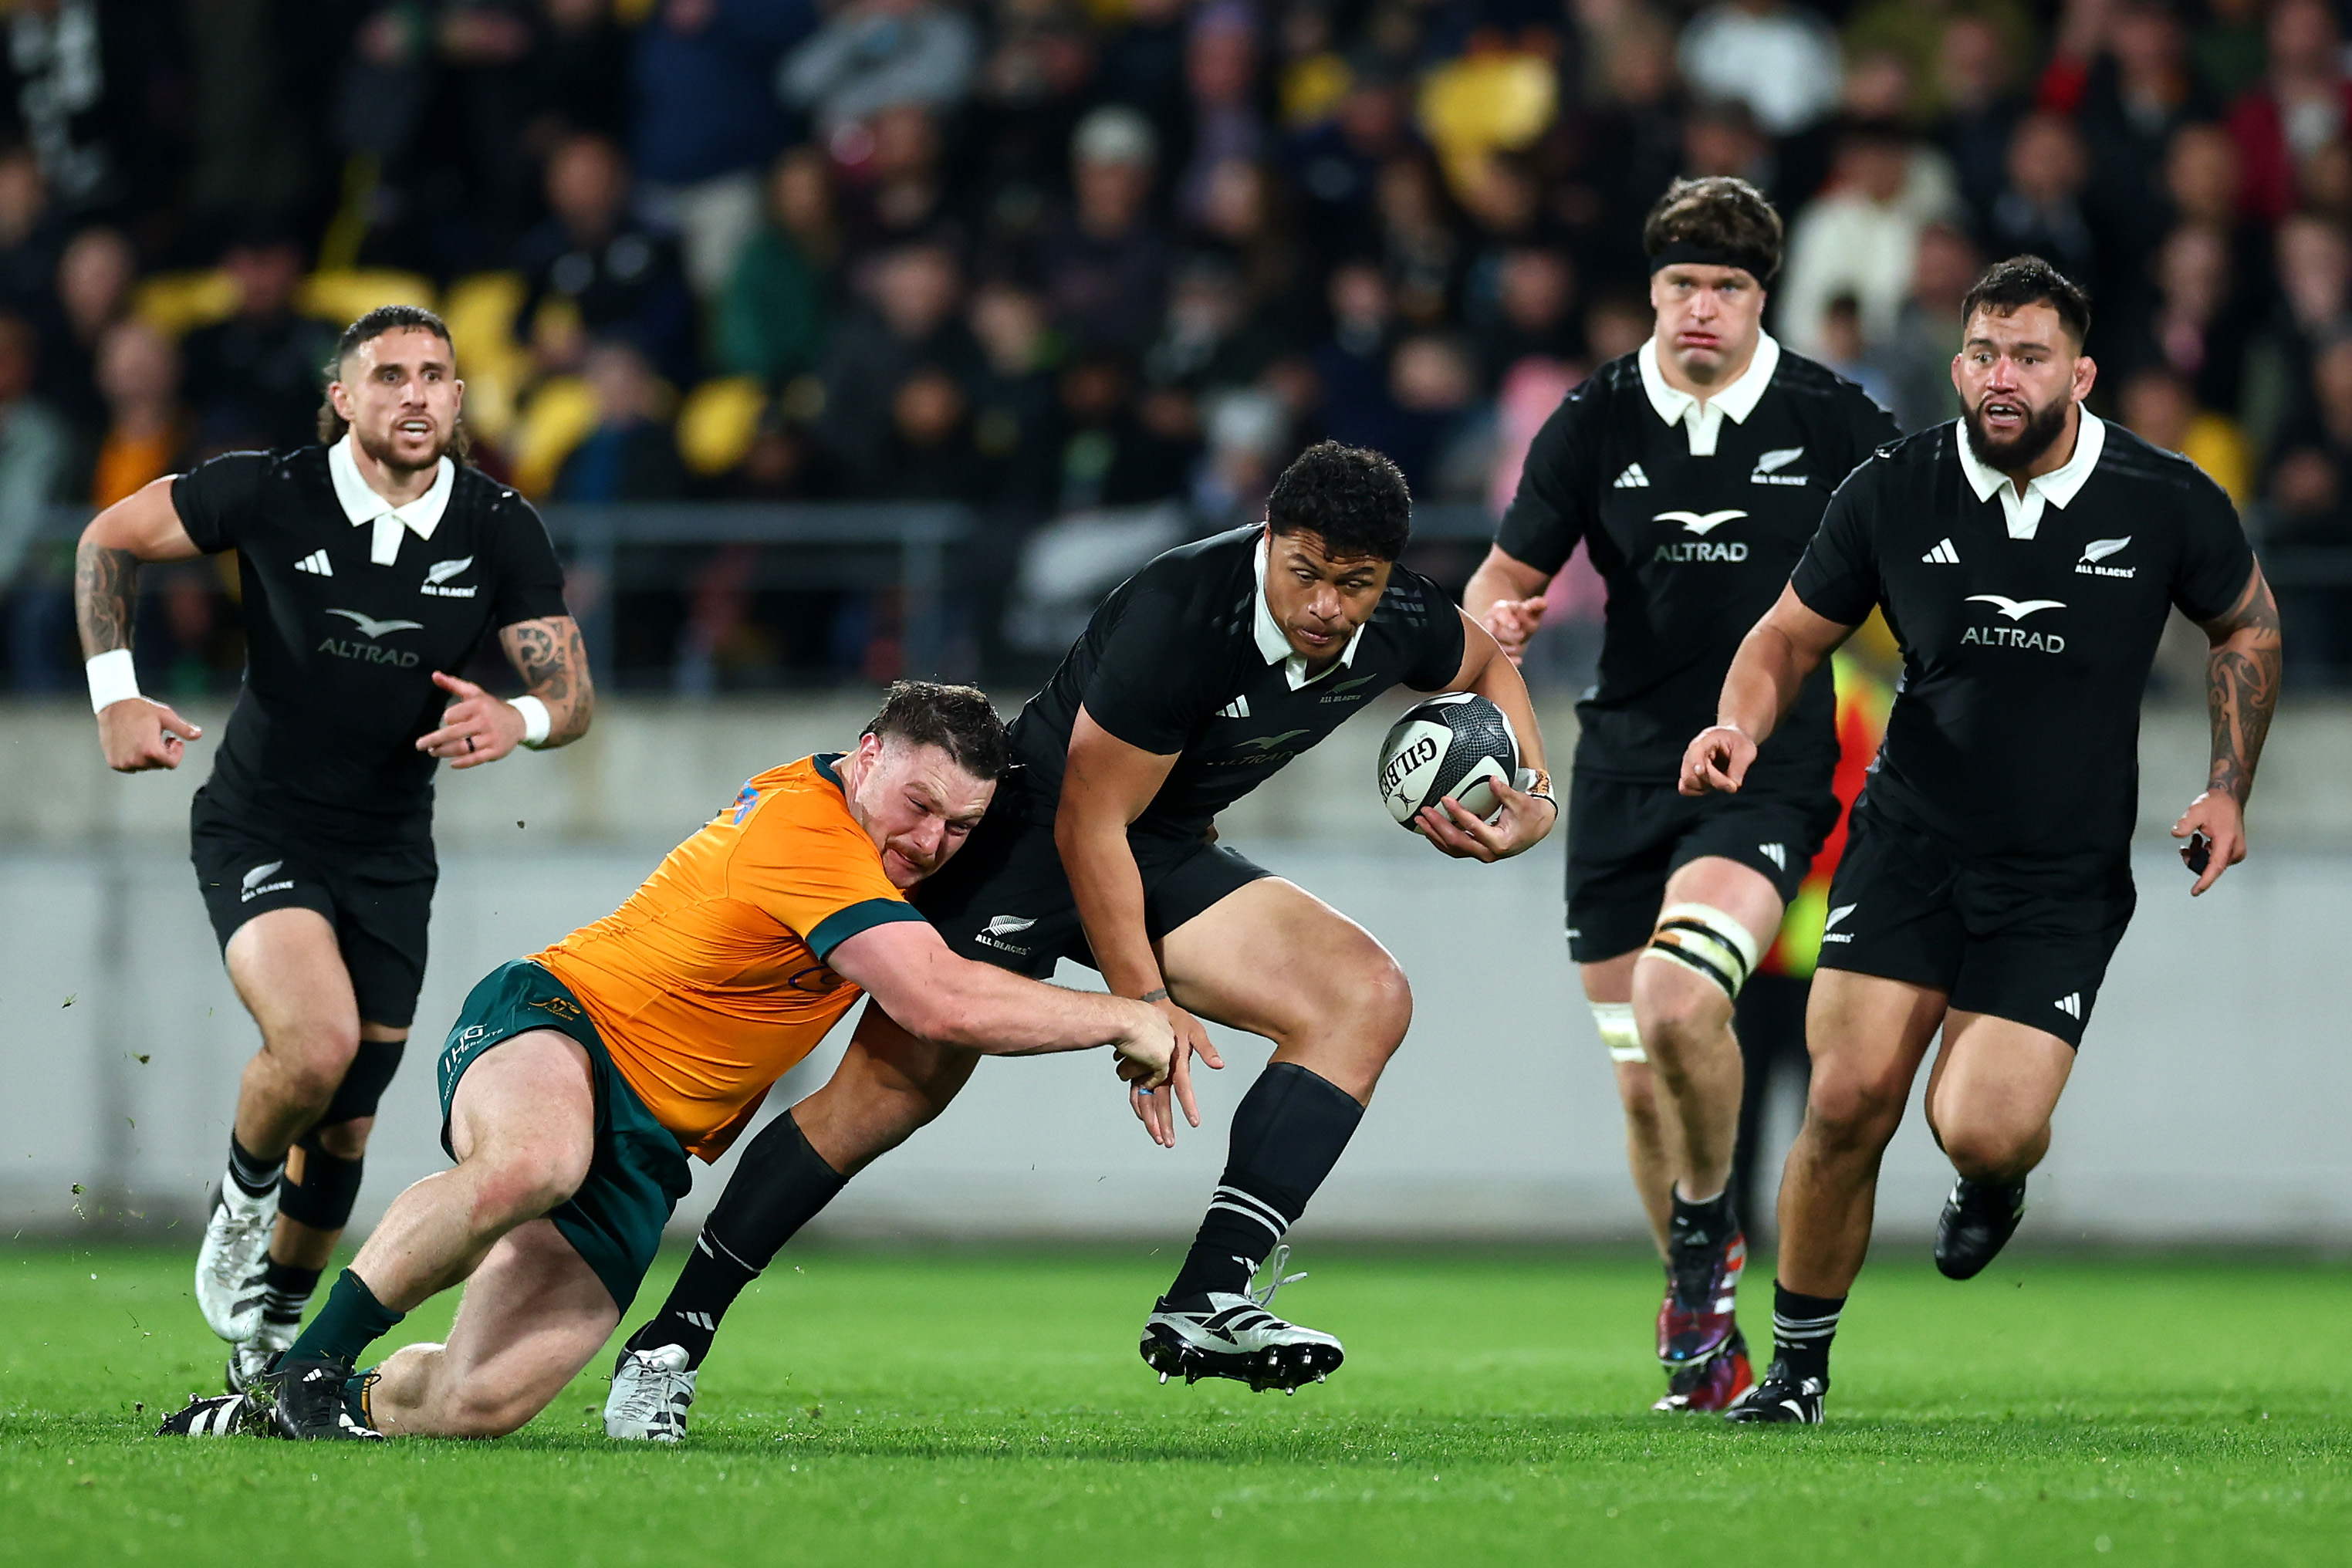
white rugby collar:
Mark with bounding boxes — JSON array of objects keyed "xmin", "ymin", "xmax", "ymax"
[
  {"xmin": 329, "ymin": 434, "xmax": 456, "ymax": 566},
  {"xmin": 1954, "ymin": 406, "xmax": 2105, "ymax": 541},
  {"xmin": 1254, "ymin": 533, "xmax": 1368, "ymax": 691},
  {"xmin": 1637, "ymin": 329, "xmax": 1779, "ymax": 457}
]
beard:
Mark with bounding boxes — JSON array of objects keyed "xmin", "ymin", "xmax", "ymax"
[
  {"xmin": 1962, "ymin": 391, "xmax": 2071, "ymax": 473},
  {"xmin": 352, "ymin": 415, "xmax": 461, "ymax": 474}
]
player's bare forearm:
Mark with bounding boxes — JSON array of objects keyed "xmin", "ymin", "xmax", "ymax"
[
  {"xmin": 74, "ymin": 538, "xmax": 139, "ymax": 656},
  {"xmin": 1453, "ymin": 610, "xmax": 1548, "ymax": 773},
  {"xmin": 1058, "ymin": 806, "xmax": 1161, "ymax": 999},
  {"xmin": 1721, "ymin": 590, "xmax": 1845, "ymax": 741},
  {"xmin": 75, "ymin": 478, "xmax": 201, "ymax": 655},
  {"xmin": 1059, "ymin": 707, "xmax": 1181, "ymax": 1000},
  {"xmin": 499, "ymin": 615, "xmax": 595, "ymax": 748},
  {"xmin": 1684, "ymin": 587, "xmax": 1852, "ymax": 796},
  {"xmin": 1462, "ymin": 546, "xmax": 1552, "ymax": 660},
  {"xmin": 2199, "ymin": 563, "xmax": 2281, "ymax": 806}
]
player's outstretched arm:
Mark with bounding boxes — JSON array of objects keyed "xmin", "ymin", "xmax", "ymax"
[
  {"xmin": 417, "ymin": 616, "xmax": 596, "ymax": 768},
  {"xmin": 1682, "ymin": 584, "xmax": 1854, "ymax": 797},
  {"xmin": 1059, "ymin": 705, "xmax": 1225, "ymax": 1144},
  {"xmin": 1417, "ymin": 609, "xmax": 1558, "ymax": 861},
  {"xmin": 827, "ymin": 920, "xmax": 1175, "ymax": 1087},
  {"xmin": 2175, "ymin": 561, "xmax": 2282, "ymax": 896},
  {"xmin": 1462, "ymin": 545, "xmax": 1553, "ymax": 667},
  {"xmin": 76, "ymin": 476, "xmax": 205, "ymax": 772}
]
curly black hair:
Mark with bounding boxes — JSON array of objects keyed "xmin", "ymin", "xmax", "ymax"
[
  {"xmin": 1962, "ymin": 255, "xmax": 2093, "ymax": 346},
  {"xmin": 864, "ymin": 681, "xmax": 1011, "ymax": 781},
  {"xmin": 1264, "ymin": 441, "xmax": 1413, "ymax": 561}
]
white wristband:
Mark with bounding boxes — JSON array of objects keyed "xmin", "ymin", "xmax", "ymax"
[
  {"xmin": 86, "ymin": 649, "xmax": 142, "ymax": 715},
  {"xmin": 511, "ymin": 694, "xmax": 553, "ymax": 748}
]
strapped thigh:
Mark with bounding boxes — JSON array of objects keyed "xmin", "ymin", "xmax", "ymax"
[{"xmin": 1637, "ymin": 902, "xmax": 1762, "ymax": 1001}]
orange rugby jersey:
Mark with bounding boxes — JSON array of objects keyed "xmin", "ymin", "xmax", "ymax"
[{"xmin": 532, "ymin": 753, "xmax": 927, "ymax": 1160}]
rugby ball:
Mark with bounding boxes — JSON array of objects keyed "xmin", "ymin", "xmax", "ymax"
[{"xmin": 1377, "ymin": 693, "xmax": 1520, "ymax": 828}]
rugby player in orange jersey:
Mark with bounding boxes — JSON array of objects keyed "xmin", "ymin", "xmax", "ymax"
[{"xmin": 157, "ymin": 682, "xmax": 1176, "ymax": 1441}]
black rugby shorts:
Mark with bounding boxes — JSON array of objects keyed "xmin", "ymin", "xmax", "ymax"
[
  {"xmin": 914, "ymin": 805, "xmax": 1272, "ymax": 980},
  {"xmin": 189, "ymin": 789, "xmax": 438, "ymax": 1029},
  {"xmin": 1812, "ymin": 795, "xmax": 2134, "ymax": 1049},
  {"xmin": 1564, "ymin": 770, "xmax": 1840, "ymax": 964}
]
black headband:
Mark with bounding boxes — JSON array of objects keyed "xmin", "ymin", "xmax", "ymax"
[{"xmin": 1647, "ymin": 239, "xmax": 1776, "ymax": 284}]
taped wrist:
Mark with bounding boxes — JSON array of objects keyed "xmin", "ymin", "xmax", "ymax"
[
  {"xmin": 511, "ymin": 694, "xmax": 553, "ymax": 748},
  {"xmin": 1637, "ymin": 902, "xmax": 1761, "ymax": 1001},
  {"xmin": 86, "ymin": 648, "xmax": 141, "ymax": 713}
]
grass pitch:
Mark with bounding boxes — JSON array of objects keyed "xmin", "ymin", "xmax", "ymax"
[{"xmin": 2, "ymin": 1245, "xmax": 2345, "ymax": 1566}]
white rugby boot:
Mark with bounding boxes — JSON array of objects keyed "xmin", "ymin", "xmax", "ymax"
[
  {"xmin": 227, "ymin": 1314, "xmax": 298, "ymax": 1394},
  {"xmin": 604, "ymin": 1343, "xmax": 697, "ymax": 1441},
  {"xmin": 194, "ymin": 1178, "xmax": 276, "ymax": 1343},
  {"xmin": 1140, "ymin": 1246, "xmax": 1345, "ymax": 1393}
]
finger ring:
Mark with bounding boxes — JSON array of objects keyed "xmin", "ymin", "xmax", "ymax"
[{"xmin": 465, "ymin": 735, "xmax": 475, "ymax": 752}]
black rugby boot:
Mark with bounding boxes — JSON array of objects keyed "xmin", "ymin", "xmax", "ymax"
[
  {"xmin": 250, "ymin": 1356, "xmax": 383, "ymax": 1441},
  {"xmin": 1724, "ymin": 1359, "xmax": 1826, "ymax": 1424},
  {"xmin": 1935, "ymin": 1176, "xmax": 2028, "ymax": 1279}
]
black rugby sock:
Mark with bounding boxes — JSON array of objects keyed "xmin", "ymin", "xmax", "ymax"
[
  {"xmin": 226, "ymin": 1135, "xmax": 282, "ymax": 1200},
  {"xmin": 260, "ymin": 1259, "xmax": 323, "ymax": 1332},
  {"xmin": 628, "ymin": 1112, "xmax": 847, "ymax": 1368},
  {"xmin": 1166, "ymin": 1063, "xmax": 1364, "ymax": 1303},
  {"xmin": 1770, "ymin": 1281, "xmax": 1845, "ymax": 1384},
  {"xmin": 287, "ymin": 1269, "xmax": 404, "ymax": 1368}
]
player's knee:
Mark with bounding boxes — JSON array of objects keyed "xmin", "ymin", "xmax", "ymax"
[
  {"xmin": 1804, "ymin": 1063, "xmax": 1909, "ymax": 1146},
  {"xmin": 1635, "ymin": 904, "xmax": 1759, "ymax": 1022},
  {"xmin": 1631, "ymin": 965, "xmax": 1731, "ymax": 1067},
  {"xmin": 313, "ymin": 1117, "xmax": 373, "ymax": 1160},
  {"xmin": 1339, "ymin": 953, "xmax": 1413, "ymax": 1052},
  {"xmin": 466, "ymin": 1144, "xmax": 588, "ymax": 1225},
  {"xmin": 275, "ymin": 1023, "xmax": 361, "ymax": 1109},
  {"xmin": 1935, "ymin": 1114, "xmax": 2040, "ymax": 1180}
]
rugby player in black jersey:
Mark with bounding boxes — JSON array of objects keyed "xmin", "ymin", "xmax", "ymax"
[
  {"xmin": 73, "ymin": 306, "xmax": 593, "ymax": 1389},
  {"xmin": 1683, "ymin": 258, "xmax": 2280, "ymax": 1424},
  {"xmin": 1464, "ymin": 177, "xmax": 1898, "ymax": 1413},
  {"xmin": 598, "ymin": 442, "xmax": 1556, "ymax": 1438}
]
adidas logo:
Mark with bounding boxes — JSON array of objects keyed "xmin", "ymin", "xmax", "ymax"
[
  {"xmin": 294, "ymin": 549, "xmax": 333, "ymax": 576},
  {"xmin": 1923, "ymin": 539, "xmax": 1960, "ymax": 565},
  {"xmin": 1612, "ymin": 462, "xmax": 1650, "ymax": 488},
  {"xmin": 1757, "ymin": 843, "xmax": 1786, "ymax": 871},
  {"xmin": 678, "ymin": 1312, "xmax": 715, "ymax": 1331},
  {"xmin": 2054, "ymin": 992, "xmax": 2081, "ymax": 1020},
  {"xmin": 1218, "ymin": 696, "xmax": 1251, "ymax": 719}
]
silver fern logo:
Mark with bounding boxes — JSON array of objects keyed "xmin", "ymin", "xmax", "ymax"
[{"xmin": 2077, "ymin": 536, "xmax": 2136, "ymax": 578}]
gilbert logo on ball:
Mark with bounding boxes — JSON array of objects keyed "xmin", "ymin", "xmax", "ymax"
[{"xmin": 1377, "ymin": 693, "xmax": 1519, "ymax": 826}]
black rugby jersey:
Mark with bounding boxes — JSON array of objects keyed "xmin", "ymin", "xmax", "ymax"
[
  {"xmin": 1791, "ymin": 414, "xmax": 2254, "ymax": 877},
  {"xmin": 1496, "ymin": 334, "xmax": 1897, "ymax": 783},
  {"xmin": 173, "ymin": 441, "xmax": 569, "ymax": 839},
  {"xmin": 1009, "ymin": 526, "xmax": 1467, "ymax": 839}
]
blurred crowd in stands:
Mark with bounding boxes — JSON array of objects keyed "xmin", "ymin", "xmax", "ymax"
[{"xmin": 1, "ymin": 0, "xmax": 2349, "ymax": 692}]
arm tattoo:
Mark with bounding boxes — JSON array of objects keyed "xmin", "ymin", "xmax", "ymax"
[
  {"xmin": 1140, "ymin": 987, "xmax": 1169, "ymax": 1004},
  {"xmin": 74, "ymin": 541, "xmax": 141, "ymax": 656},
  {"xmin": 502, "ymin": 617, "xmax": 594, "ymax": 746},
  {"xmin": 2202, "ymin": 568, "xmax": 2283, "ymax": 805}
]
